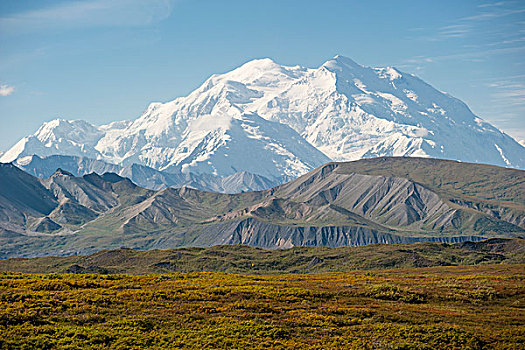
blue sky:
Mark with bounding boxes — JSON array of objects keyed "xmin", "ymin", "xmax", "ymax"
[{"xmin": 0, "ymin": 0, "xmax": 524, "ymax": 151}]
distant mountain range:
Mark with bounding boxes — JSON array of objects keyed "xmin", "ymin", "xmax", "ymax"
[
  {"xmin": 2, "ymin": 55, "xmax": 524, "ymax": 180},
  {"xmin": 13, "ymin": 154, "xmax": 286, "ymax": 193},
  {"xmin": 1, "ymin": 157, "xmax": 523, "ymax": 258}
]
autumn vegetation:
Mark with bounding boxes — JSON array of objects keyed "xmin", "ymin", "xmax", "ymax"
[{"xmin": 0, "ymin": 264, "xmax": 523, "ymax": 349}]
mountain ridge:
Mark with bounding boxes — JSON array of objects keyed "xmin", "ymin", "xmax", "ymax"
[
  {"xmin": 13, "ymin": 154, "xmax": 287, "ymax": 193},
  {"xmin": 0, "ymin": 157, "xmax": 523, "ymax": 258}
]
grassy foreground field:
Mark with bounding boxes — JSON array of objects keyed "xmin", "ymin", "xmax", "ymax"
[{"xmin": 0, "ymin": 264, "xmax": 524, "ymax": 349}]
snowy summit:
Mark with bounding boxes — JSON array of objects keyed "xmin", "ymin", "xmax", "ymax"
[{"xmin": 2, "ymin": 55, "xmax": 524, "ymax": 177}]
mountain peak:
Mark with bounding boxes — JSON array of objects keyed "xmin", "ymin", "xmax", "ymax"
[
  {"xmin": 53, "ymin": 168, "xmax": 73, "ymax": 177},
  {"xmin": 241, "ymin": 57, "xmax": 278, "ymax": 68},
  {"xmin": 38, "ymin": 118, "xmax": 94, "ymax": 131},
  {"xmin": 228, "ymin": 58, "xmax": 283, "ymax": 77},
  {"xmin": 100, "ymin": 172, "xmax": 129, "ymax": 184},
  {"xmin": 324, "ymin": 55, "xmax": 363, "ymax": 70}
]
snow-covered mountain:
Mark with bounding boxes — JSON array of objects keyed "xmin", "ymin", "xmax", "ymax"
[{"xmin": 2, "ymin": 55, "xmax": 524, "ymax": 176}]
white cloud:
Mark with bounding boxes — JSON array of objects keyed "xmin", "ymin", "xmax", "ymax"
[
  {"xmin": 437, "ymin": 24, "xmax": 471, "ymax": 39},
  {"xmin": 0, "ymin": 0, "xmax": 177, "ymax": 33},
  {"xmin": 487, "ymin": 78, "xmax": 525, "ymax": 106},
  {"xmin": 401, "ymin": 45, "xmax": 525, "ymax": 68},
  {"xmin": 478, "ymin": 1, "xmax": 507, "ymax": 8},
  {"xmin": 0, "ymin": 84, "xmax": 14, "ymax": 96},
  {"xmin": 462, "ymin": 8, "xmax": 525, "ymax": 21},
  {"xmin": 410, "ymin": 2, "xmax": 524, "ymax": 44}
]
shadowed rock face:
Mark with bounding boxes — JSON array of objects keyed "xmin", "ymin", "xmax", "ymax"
[
  {"xmin": 48, "ymin": 199, "xmax": 98, "ymax": 225},
  {"xmin": 0, "ymin": 163, "xmax": 58, "ymax": 234},
  {"xmin": 0, "ymin": 157, "xmax": 523, "ymax": 258},
  {"xmin": 32, "ymin": 217, "xmax": 62, "ymax": 233},
  {"xmin": 0, "ymin": 163, "xmax": 57, "ymax": 216}
]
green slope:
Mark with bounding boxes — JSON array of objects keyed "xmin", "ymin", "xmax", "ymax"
[{"xmin": 0, "ymin": 238, "xmax": 523, "ymax": 274}]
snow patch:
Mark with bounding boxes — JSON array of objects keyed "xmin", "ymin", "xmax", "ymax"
[{"xmin": 494, "ymin": 144, "xmax": 511, "ymax": 166}]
